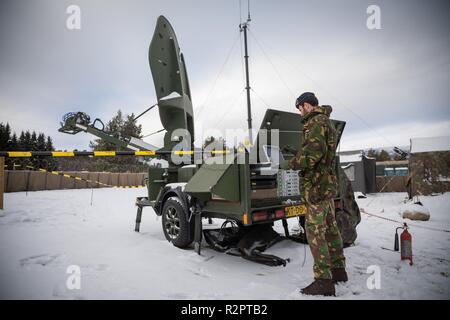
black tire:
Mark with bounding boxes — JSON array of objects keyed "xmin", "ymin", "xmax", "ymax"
[{"xmin": 161, "ymin": 197, "xmax": 194, "ymax": 248}]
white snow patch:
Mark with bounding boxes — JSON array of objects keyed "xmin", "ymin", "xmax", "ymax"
[
  {"xmin": 165, "ymin": 183, "xmax": 187, "ymax": 191},
  {"xmin": 0, "ymin": 189, "xmax": 449, "ymax": 299},
  {"xmin": 167, "ymin": 196, "xmax": 183, "ymax": 206},
  {"xmin": 159, "ymin": 91, "xmax": 182, "ymax": 101},
  {"xmin": 339, "ymin": 153, "xmax": 362, "ymax": 163},
  {"xmin": 398, "ymin": 203, "xmax": 430, "ymax": 215},
  {"xmin": 355, "ymin": 192, "xmax": 367, "ymax": 199},
  {"xmin": 182, "ymin": 164, "xmax": 197, "ymax": 168},
  {"xmin": 398, "ymin": 202, "xmax": 431, "ymax": 221}
]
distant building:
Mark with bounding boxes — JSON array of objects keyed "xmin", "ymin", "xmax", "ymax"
[
  {"xmin": 339, "ymin": 151, "xmax": 377, "ymax": 194},
  {"xmin": 376, "ymin": 160, "xmax": 409, "ymax": 176},
  {"xmin": 408, "ymin": 136, "xmax": 450, "ymax": 197}
]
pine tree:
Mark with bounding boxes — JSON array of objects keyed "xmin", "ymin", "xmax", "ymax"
[
  {"xmin": 5, "ymin": 123, "xmax": 11, "ymax": 149},
  {"xmin": 367, "ymin": 148, "xmax": 378, "ymax": 159},
  {"xmin": 45, "ymin": 136, "xmax": 57, "ymax": 170},
  {"xmin": 122, "ymin": 113, "xmax": 142, "ymax": 139},
  {"xmin": 5, "ymin": 132, "xmax": 18, "ymax": 169},
  {"xmin": 378, "ymin": 149, "xmax": 391, "ymax": 161},
  {"xmin": 90, "ymin": 109, "xmax": 124, "ymax": 151},
  {"xmin": 31, "ymin": 131, "xmax": 38, "ymax": 150},
  {"xmin": 2, "ymin": 124, "xmax": 57, "ymax": 170},
  {"xmin": 37, "ymin": 133, "xmax": 46, "ymax": 150},
  {"xmin": 18, "ymin": 131, "xmax": 26, "ymax": 151},
  {"xmin": 24, "ymin": 131, "xmax": 31, "ymax": 150},
  {"xmin": 46, "ymin": 136, "xmax": 54, "ymax": 151},
  {"xmin": 87, "ymin": 109, "xmax": 147, "ymax": 172},
  {"xmin": 0, "ymin": 123, "xmax": 4, "ymax": 150},
  {"xmin": 89, "ymin": 110, "xmax": 143, "ymax": 151},
  {"xmin": 9, "ymin": 133, "xmax": 18, "ymax": 150},
  {"xmin": 0, "ymin": 122, "xmax": 11, "ymax": 150}
]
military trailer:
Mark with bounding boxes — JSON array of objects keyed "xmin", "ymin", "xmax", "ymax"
[{"xmin": 60, "ymin": 16, "xmax": 360, "ymax": 265}]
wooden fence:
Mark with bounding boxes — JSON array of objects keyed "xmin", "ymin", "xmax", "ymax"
[{"xmin": 376, "ymin": 176, "xmax": 407, "ymax": 193}]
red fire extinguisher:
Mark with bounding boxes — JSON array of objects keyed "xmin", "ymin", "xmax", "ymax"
[{"xmin": 394, "ymin": 223, "xmax": 413, "ymax": 265}]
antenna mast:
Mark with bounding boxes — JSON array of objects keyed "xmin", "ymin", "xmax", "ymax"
[{"xmin": 240, "ymin": 0, "xmax": 253, "ymax": 143}]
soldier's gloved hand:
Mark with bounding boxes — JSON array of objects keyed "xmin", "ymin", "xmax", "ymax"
[{"xmin": 279, "ymin": 160, "xmax": 291, "ymax": 170}]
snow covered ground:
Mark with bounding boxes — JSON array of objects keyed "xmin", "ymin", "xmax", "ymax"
[{"xmin": 0, "ymin": 188, "xmax": 449, "ymax": 299}]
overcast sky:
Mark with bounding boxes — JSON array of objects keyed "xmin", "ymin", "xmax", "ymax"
[{"xmin": 1, "ymin": 0, "xmax": 449, "ymax": 151}]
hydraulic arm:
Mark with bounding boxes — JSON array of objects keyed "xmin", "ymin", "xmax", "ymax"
[{"xmin": 58, "ymin": 111, "xmax": 157, "ymax": 151}]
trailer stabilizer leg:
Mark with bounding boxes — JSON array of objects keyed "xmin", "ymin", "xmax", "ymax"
[
  {"xmin": 194, "ymin": 213, "xmax": 202, "ymax": 255},
  {"xmin": 282, "ymin": 219, "xmax": 290, "ymax": 237},
  {"xmin": 135, "ymin": 206, "xmax": 143, "ymax": 232}
]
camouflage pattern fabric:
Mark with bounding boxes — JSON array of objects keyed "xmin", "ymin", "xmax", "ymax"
[
  {"xmin": 289, "ymin": 105, "xmax": 338, "ymax": 204},
  {"xmin": 289, "ymin": 105, "xmax": 346, "ymax": 278},
  {"xmin": 306, "ymin": 199, "xmax": 346, "ymax": 279}
]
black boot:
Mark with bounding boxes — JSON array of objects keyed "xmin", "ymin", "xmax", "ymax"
[
  {"xmin": 332, "ymin": 268, "xmax": 348, "ymax": 283},
  {"xmin": 300, "ymin": 279, "xmax": 335, "ymax": 296}
]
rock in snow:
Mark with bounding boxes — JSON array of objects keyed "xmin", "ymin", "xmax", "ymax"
[{"xmin": 399, "ymin": 203, "xmax": 431, "ymax": 221}]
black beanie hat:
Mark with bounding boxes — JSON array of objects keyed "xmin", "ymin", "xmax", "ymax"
[{"xmin": 295, "ymin": 92, "xmax": 319, "ymax": 109}]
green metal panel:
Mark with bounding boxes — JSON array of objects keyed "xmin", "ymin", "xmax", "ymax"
[
  {"xmin": 178, "ymin": 165, "xmax": 197, "ymax": 182},
  {"xmin": 257, "ymin": 109, "xmax": 303, "ymax": 154},
  {"xmin": 203, "ymin": 201, "xmax": 243, "ymax": 218},
  {"xmin": 149, "ymin": 16, "xmax": 194, "ymax": 150},
  {"xmin": 255, "ymin": 109, "xmax": 346, "ymax": 160},
  {"xmin": 184, "ymin": 162, "xmax": 233, "ymax": 201},
  {"xmin": 211, "ymin": 163, "xmax": 240, "ymax": 201},
  {"xmin": 147, "ymin": 167, "xmax": 166, "ymax": 201}
]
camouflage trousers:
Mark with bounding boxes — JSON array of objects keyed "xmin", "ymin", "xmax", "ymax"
[{"xmin": 305, "ymin": 199, "xmax": 346, "ymax": 279}]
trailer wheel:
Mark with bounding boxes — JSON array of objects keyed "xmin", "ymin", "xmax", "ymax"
[{"xmin": 162, "ymin": 197, "xmax": 194, "ymax": 248}]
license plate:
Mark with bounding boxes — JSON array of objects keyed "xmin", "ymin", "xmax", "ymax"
[{"xmin": 285, "ymin": 204, "xmax": 306, "ymax": 217}]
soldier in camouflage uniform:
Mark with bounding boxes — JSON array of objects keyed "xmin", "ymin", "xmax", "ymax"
[{"xmin": 283, "ymin": 92, "xmax": 348, "ymax": 296}]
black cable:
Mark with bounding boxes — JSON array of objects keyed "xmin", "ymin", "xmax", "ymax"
[
  {"xmin": 248, "ymin": 29, "xmax": 401, "ymax": 149},
  {"xmin": 142, "ymin": 128, "xmax": 165, "ymax": 139},
  {"xmin": 209, "ymin": 89, "xmax": 246, "ymax": 130},
  {"xmin": 195, "ymin": 33, "xmax": 241, "ymax": 120},
  {"xmin": 248, "ymin": 29, "xmax": 296, "ymax": 100},
  {"xmin": 133, "ymin": 103, "xmax": 158, "ymax": 122},
  {"xmin": 220, "ymin": 219, "xmax": 239, "ymax": 237},
  {"xmin": 251, "ymin": 88, "xmax": 271, "ymax": 108}
]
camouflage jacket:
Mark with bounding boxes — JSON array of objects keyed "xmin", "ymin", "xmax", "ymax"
[{"xmin": 289, "ymin": 105, "xmax": 338, "ymax": 204}]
